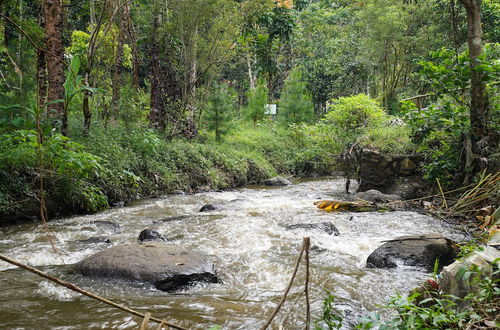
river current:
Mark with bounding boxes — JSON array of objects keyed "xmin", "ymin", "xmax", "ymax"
[{"xmin": 0, "ymin": 178, "xmax": 465, "ymax": 329}]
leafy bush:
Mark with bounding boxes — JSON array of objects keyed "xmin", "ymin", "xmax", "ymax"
[{"xmin": 324, "ymin": 94, "xmax": 387, "ymax": 132}]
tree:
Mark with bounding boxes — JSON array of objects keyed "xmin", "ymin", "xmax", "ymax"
[
  {"xmin": 245, "ymin": 77, "xmax": 268, "ymax": 127},
  {"xmin": 279, "ymin": 68, "xmax": 314, "ymax": 124},
  {"xmin": 203, "ymin": 83, "xmax": 235, "ymax": 141},
  {"xmin": 43, "ymin": 0, "xmax": 66, "ymax": 134},
  {"xmin": 458, "ymin": 0, "xmax": 489, "ymax": 142}
]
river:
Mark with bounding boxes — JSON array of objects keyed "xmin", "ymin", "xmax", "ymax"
[{"xmin": 0, "ymin": 178, "xmax": 465, "ymax": 329}]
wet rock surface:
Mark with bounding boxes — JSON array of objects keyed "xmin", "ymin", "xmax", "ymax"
[
  {"xmin": 366, "ymin": 234, "xmax": 458, "ymax": 271},
  {"xmin": 199, "ymin": 204, "xmax": 219, "ymax": 212},
  {"xmin": 74, "ymin": 243, "xmax": 218, "ymax": 292},
  {"xmin": 353, "ymin": 189, "xmax": 401, "ymax": 202},
  {"xmin": 264, "ymin": 176, "xmax": 292, "ymax": 186},
  {"xmin": 78, "ymin": 237, "xmax": 111, "ymax": 244},
  {"xmin": 92, "ymin": 221, "xmax": 122, "ymax": 233},
  {"xmin": 138, "ymin": 229, "xmax": 167, "ymax": 242},
  {"xmin": 286, "ymin": 222, "xmax": 340, "ymax": 236}
]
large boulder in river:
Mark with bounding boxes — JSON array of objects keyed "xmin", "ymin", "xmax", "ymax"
[
  {"xmin": 353, "ymin": 189, "xmax": 401, "ymax": 203},
  {"xmin": 286, "ymin": 222, "xmax": 340, "ymax": 236},
  {"xmin": 264, "ymin": 176, "xmax": 292, "ymax": 186},
  {"xmin": 74, "ymin": 243, "xmax": 218, "ymax": 292},
  {"xmin": 366, "ymin": 234, "xmax": 458, "ymax": 272}
]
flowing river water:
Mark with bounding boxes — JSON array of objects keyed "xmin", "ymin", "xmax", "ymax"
[{"xmin": 0, "ymin": 178, "xmax": 466, "ymax": 329}]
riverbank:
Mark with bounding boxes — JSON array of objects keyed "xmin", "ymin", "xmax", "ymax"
[{"xmin": 0, "ymin": 122, "xmax": 336, "ymax": 225}]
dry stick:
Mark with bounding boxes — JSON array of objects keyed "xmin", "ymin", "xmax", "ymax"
[
  {"xmin": 304, "ymin": 237, "xmax": 311, "ymax": 330},
  {"xmin": 0, "ymin": 253, "xmax": 187, "ymax": 330},
  {"xmin": 155, "ymin": 321, "xmax": 165, "ymax": 330},
  {"xmin": 260, "ymin": 238, "xmax": 307, "ymax": 330},
  {"xmin": 139, "ymin": 312, "xmax": 151, "ymax": 330},
  {"xmin": 436, "ymin": 178, "xmax": 448, "ymax": 209}
]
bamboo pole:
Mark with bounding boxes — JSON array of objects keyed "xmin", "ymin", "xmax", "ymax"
[
  {"xmin": 260, "ymin": 238, "xmax": 308, "ymax": 330},
  {"xmin": 304, "ymin": 237, "xmax": 311, "ymax": 330},
  {"xmin": 0, "ymin": 253, "xmax": 187, "ymax": 330}
]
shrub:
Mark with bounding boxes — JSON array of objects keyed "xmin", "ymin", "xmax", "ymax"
[{"xmin": 323, "ymin": 94, "xmax": 387, "ymax": 132}]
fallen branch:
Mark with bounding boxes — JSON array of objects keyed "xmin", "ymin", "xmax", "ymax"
[{"xmin": 0, "ymin": 253, "xmax": 187, "ymax": 330}]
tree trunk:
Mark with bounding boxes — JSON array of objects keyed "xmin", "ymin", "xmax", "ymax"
[
  {"xmin": 459, "ymin": 0, "xmax": 489, "ymax": 143},
  {"xmin": 82, "ymin": 69, "xmax": 91, "ymax": 136},
  {"xmin": 149, "ymin": 13, "xmax": 163, "ymax": 130},
  {"xmin": 37, "ymin": 9, "xmax": 47, "ymax": 111},
  {"xmin": 111, "ymin": 1, "xmax": 128, "ymax": 120},
  {"xmin": 43, "ymin": 0, "xmax": 66, "ymax": 135}
]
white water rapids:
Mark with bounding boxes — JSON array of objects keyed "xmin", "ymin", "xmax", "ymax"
[{"xmin": 0, "ymin": 178, "xmax": 466, "ymax": 329}]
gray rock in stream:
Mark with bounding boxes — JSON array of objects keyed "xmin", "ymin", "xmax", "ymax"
[
  {"xmin": 74, "ymin": 243, "xmax": 218, "ymax": 292},
  {"xmin": 78, "ymin": 237, "xmax": 111, "ymax": 244},
  {"xmin": 138, "ymin": 229, "xmax": 167, "ymax": 242},
  {"xmin": 366, "ymin": 234, "xmax": 458, "ymax": 272},
  {"xmin": 352, "ymin": 189, "xmax": 401, "ymax": 202},
  {"xmin": 286, "ymin": 222, "xmax": 340, "ymax": 236},
  {"xmin": 199, "ymin": 204, "xmax": 220, "ymax": 212},
  {"xmin": 92, "ymin": 221, "xmax": 123, "ymax": 233},
  {"xmin": 264, "ymin": 176, "xmax": 292, "ymax": 186}
]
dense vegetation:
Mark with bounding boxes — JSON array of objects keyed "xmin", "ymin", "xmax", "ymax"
[
  {"xmin": 0, "ymin": 0, "xmax": 498, "ymax": 223},
  {"xmin": 0, "ymin": 1, "xmax": 499, "ymax": 328}
]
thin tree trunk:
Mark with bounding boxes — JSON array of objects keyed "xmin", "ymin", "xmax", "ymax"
[
  {"xmin": 37, "ymin": 8, "xmax": 47, "ymax": 111},
  {"xmin": 111, "ymin": 0, "xmax": 128, "ymax": 120},
  {"xmin": 44, "ymin": 0, "xmax": 66, "ymax": 135},
  {"xmin": 459, "ymin": 0, "xmax": 489, "ymax": 141},
  {"xmin": 149, "ymin": 12, "xmax": 163, "ymax": 129},
  {"xmin": 246, "ymin": 54, "xmax": 255, "ymax": 90}
]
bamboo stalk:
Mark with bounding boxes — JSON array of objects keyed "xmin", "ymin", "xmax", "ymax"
[
  {"xmin": 139, "ymin": 312, "xmax": 151, "ymax": 330},
  {"xmin": 436, "ymin": 178, "xmax": 448, "ymax": 209},
  {"xmin": 260, "ymin": 238, "xmax": 308, "ymax": 330},
  {"xmin": 304, "ymin": 237, "xmax": 311, "ymax": 330},
  {"xmin": 0, "ymin": 253, "xmax": 187, "ymax": 330}
]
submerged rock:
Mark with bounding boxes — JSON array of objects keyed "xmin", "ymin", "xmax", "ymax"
[
  {"xmin": 199, "ymin": 204, "xmax": 219, "ymax": 212},
  {"xmin": 366, "ymin": 234, "xmax": 458, "ymax": 271},
  {"xmin": 138, "ymin": 229, "xmax": 167, "ymax": 242},
  {"xmin": 264, "ymin": 176, "xmax": 292, "ymax": 186},
  {"xmin": 170, "ymin": 190, "xmax": 185, "ymax": 195},
  {"xmin": 353, "ymin": 189, "xmax": 401, "ymax": 203},
  {"xmin": 155, "ymin": 215, "xmax": 191, "ymax": 223},
  {"xmin": 74, "ymin": 243, "xmax": 218, "ymax": 292},
  {"xmin": 286, "ymin": 222, "xmax": 340, "ymax": 236},
  {"xmin": 92, "ymin": 221, "xmax": 123, "ymax": 233},
  {"xmin": 78, "ymin": 237, "xmax": 111, "ymax": 244}
]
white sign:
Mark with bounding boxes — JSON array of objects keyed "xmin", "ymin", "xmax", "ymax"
[{"xmin": 264, "ymin": 104, "xmax": 277, "ymax": 115}]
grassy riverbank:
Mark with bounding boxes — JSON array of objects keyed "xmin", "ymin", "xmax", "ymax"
[{"xmin": 0, "ymin": 120, "xmax": 338, "ymax": 224}]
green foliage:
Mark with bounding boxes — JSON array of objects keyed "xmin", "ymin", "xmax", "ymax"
[
  {"xmin": 356, "ymin": 263, "xmax": 500, "ymax": 329},
  {"xmin": 279, "ymin": 68, "xmax": 315, "ymax": 124},
  {"xmin": 245, "ymin": 77, "xmax": 269, "ymax": 127},
  {"xmin": 403, "ymin": 44, "xmax": 500, "ymax": 185},
  {"xmin": 357, "ymin": 125, "xmax": 414, "ymax": 154},
  {"xmin": 315, "ymin": 291, "xmax": 343, "ymax": 330},
  {"xmin": 0, "ymin": 130, "xmax": 108, "ymax": 219},
  {"xmin": 203, "ymin": 83, "xmax": 236, "ymax": 141},
  {"xmin": 324, "ymin": 94, "xmax": 387, "ymax": 132}
]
